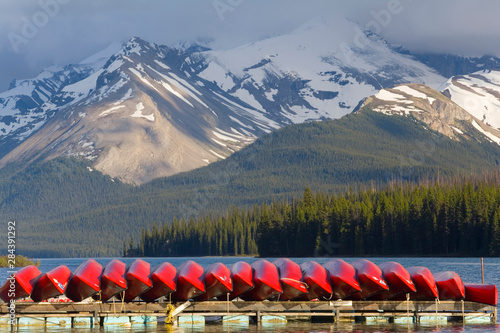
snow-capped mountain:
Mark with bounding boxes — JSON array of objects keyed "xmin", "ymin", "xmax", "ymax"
[
  {"xmin": 359, "ymin": 83, "xmax": 500, "ymax": 144},
  {"xmin": 0, "ymin": 18, "xmax": 449, "ymax": 184},
  {"xmin": 0, "ymin": 38, "xmax": 271, "ymax": 184},
  {"xmin": 193, "ymin": 17, "xmax": 445, "ymax": 123},
  {"xmin": 440, "ymin": 70, "xmax": 500, "ymax": 130}
]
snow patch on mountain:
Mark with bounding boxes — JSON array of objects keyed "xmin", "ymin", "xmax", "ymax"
[
  {"xmin": 440, "ymin": 70, "xmax": 500, "ymax": 129},
  {"xmin": 131, "ymin": 102, "xmax": 155, "ymax": 121}
]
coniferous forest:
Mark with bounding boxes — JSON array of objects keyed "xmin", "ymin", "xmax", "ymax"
[{"xmin": 128, "ymin": 175, "xmax": 500, "ymax": 257}]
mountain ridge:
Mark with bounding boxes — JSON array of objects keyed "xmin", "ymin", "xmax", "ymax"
[{"xmin": 0, "ymin": 18, "xmax": 448, "ymax": 184}]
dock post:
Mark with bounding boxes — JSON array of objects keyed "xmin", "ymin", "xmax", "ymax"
[
  {"xmin": 92, "ymin": 310, "xmax": 99, "ymax": 327},
  {"xmin": 481, "ymin": 257, "xmax": 485, "ymax": 284},
  {"xmin": 256, "ymin": 310, "xmax": 261, "ymax": 323},
  {"xmin": 335, "ymin": 310, "xmax": 340, "ymax": 323}
]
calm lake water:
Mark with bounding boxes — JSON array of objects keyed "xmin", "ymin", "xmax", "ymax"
[{"xmin": 1, "ymin": 257, "xmax": 499, "ymax": 332}]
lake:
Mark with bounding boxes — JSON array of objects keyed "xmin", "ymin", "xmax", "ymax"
[{"xmin": 1, "ymin": 257, "xmax": 499, "ymax": 332}]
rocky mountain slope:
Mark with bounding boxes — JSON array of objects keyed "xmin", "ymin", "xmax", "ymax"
[{"xmin": 358, "ymin": 83, "xmax": 500, "ymax": 144}]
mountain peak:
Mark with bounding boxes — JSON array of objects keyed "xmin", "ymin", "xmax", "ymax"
[{"xmin": 79, "ymin": 42, "xmax": 122, "ymax": 67}]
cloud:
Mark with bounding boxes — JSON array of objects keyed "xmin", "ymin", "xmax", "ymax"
[{"xmin": 0, "ymin": 0, "xmax": 498, "ymax": 90}]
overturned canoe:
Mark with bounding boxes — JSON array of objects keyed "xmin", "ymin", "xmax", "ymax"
[
  {"xmin": 240, "ymin": 259, "xmax": 282, "ymax": 301},
  {"xmin": 218, "ymin": 261, "xmax": 253, "ymax": 301},
  {"xmin": 434, "ymin": 271, "xmax": 465, "ymax": 300},
  {"xmin": 65, "ymin": 259, "xmax": 102, "ymax": 302},
  {"xmin": 0, "ymin": 265, "xmax": 42, "ymax": 302},
  {"xmin": 369, "ymin": 262, "xmax": 415, "ymax": 300},
  {"xmin": 141, "ymin": 262, "xmax": 176, "ymax": 302},
  {"xmin": 96, "ymin": 259, "xmax": 127, "ymax": 302},
  {"xmin": 296, "ymin": 261, "xmax": 332, "ymax": 301},
  {"xmin": 323, "ymin": 259, "xmax": 361, "ymax": 300},
  {"xmin": 195, "ymin": 262, "xmax": 232, "ymax": 301},
  {"xmin": 407, "ymin": 266, "xmax": 438, "ymax": 300},
  {"xmin": 348, "ymin": 259, "xmax": 388, "ymax": 300},
  {"xmin": 171, "ymin": 260, "xmax": 205, "ymax": 301},
  {"xmin": 31, "ymin": 265, "xmax": 71, "ymax": 302},
  {"xmin": 464, "ymin": 283, "xmax": 497, "ymax": 306},
  {"xmin": 124, "ymin": 259, "xmax": 152, "ymax": 302},
  {"xmin": 273, "ymin": 258, "xmax": 307, "ymax": 300}
]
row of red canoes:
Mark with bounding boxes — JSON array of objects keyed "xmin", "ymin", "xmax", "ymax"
[{"xmin": 0, "ymin": 259, "xmax": 497, "ymax": 306}]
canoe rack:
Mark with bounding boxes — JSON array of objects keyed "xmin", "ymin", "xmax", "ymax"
[{"xmin": 0, "ymin": 300, "xmax": 496, "ymax": 327}]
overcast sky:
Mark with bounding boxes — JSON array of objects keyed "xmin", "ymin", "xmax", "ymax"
[{"xmin": 0, "ymin": 0, "xmax": 499, "ymax": 91}]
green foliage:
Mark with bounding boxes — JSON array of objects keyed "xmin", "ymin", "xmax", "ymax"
[
  {"xmin": 2, "ymin": 111, "xmax": 500, "ymax": 257},
  {"xmin": 0, "ymin": 255, "xmax": 40, "ymax": 267},
  {"xmin": 126, "ymin": 206, "xmax": 258, "ymax": 257}
]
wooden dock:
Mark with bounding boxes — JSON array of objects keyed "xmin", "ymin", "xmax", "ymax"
[{"xmin": 0, "ymin": 300, "xmax": 496, "ymax": 327}]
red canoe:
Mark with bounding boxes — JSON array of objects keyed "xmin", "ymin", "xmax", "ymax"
[
  {"xmin": 0, "ymin": 265, "xmax": 42, "ymax": 302},
  {"xmin": 273, "ymin": 258, "xmax": 307, "ymax": 301},
  {"xmin": 124, "ymin": 259, "xmax": 152, "ymax": 302},
  {"xmin": 96, "ymin": 259, "xmax": 127, "ymax": 302},
  {"xmin": 348, "ymin": 259, "xmax": 388, "ymax": 300},
  {"xmin": 323, "ymin": 259, "xmax": 361, "ymax": 300},
  {"xmin": 239, "ymin": 259, "xmax": 282, "ymax": 301},
  {"xmin": 171, "ymin": 260, "xmax": 205, "ymax": 301},
  {"xmin": 218, "ymin": 261, "xmax": 253, "ymax": 301},
  {"xmin": 141, "ymin": 262, "xmax": 177, "ymax": 302},
  {"xmin": 195, "ymin": 262, "xmax": 232, "ymax": 301},
  {"xmin": 406, "ymin": 266, "xmax": 438, "ymax": 300},
  {"xmin": 464, "ymin": 283, "xmax": 497, "ymax": 306},
  {"xmin": 273, "ymin": 258, "xmax": 307, "ymax": 300},
  {"xmin": 31, "ymin": 265, "xmax": 71, "ymax": 302},
  {"xmin": 434, "ymin": 271, "xmax": 465, "ymax": 300},
  {"xmin": 369, "ymin": 262, "xmax": 416, "ymax": 300},
  {"xmin": 65, "ymin": 259, "xmax": 102, "ymax": 302},
  {"xmin": 296, "ymin": 261, "xmax": 332, "ymax": 301}
]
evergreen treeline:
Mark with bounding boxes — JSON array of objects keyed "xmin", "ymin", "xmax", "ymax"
[
  {"xmin": 129, "ymin": 176, "xmax": 500, "ymax": 257},
  {"xmin": 126, "ymin": 207, "xmax": 259, "ymax": 257}
]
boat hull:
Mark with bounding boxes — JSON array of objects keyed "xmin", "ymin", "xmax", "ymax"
[
  {"xmin": 323, "ymin": 259, "xmax": 361, "ymax": 300},
  {"xmin": 171, "ymin": 260, "xmax": 205, "ymax": 301},
  {"xmin": 124, "ymin": 259, "xmax": 152, "ymax": 302},
  {"xmin": 218, "ymin": 261, "xmax": 253, "ymax": 301},
  {"xmin": 195, "ymin": 263, "xmax": 232, "ymax": 301},
  {"xmin": 434, "ymin": 271, "xmax": 465, "ymax": 300},
  {"xmin": 97, "ymin": 259, "xmax": 127, "ymax": 302},
  {"xmin": 141, "ymin": 262, "xmax": 177, "ymax": 302},
  {"xmin": 407, "ymin": 266, "xmax": 438, "ymax": 300},
  {"xmin": 273, "ymin": 258, "xmax": 307, "ymax": 300},
  {"xmin": 31, "ymin": 265, "xmax": 71, "ymax": 302},
  {"xmin": 369, "ymin": 262, "xmax": 415, "ymax": 300},
  {"xmin": 0, "ymin": 265, "xmax": 42, "ymax": 302},
  {"xmin": 240, "ymin": 259, "xmax": 282, "ymax": 301},
  {"xmin": 296, "ymin": 261, "xmax": 332, "ymax": 301},
  {"xmin": 464, "ymin": 283, "xmax": 497, "ymax": 306},
  {"xmin": 65, "ymin": 259, "xmax": 102, "ymax": 302},
  {"xmin": 348, "ymin": 259, "xmax": 388, "ymax": 300}
]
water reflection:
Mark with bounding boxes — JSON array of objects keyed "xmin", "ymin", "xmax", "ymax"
[{"xmin": 2, "ymin": 321, "xmax": 499, "ymax": 333}]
